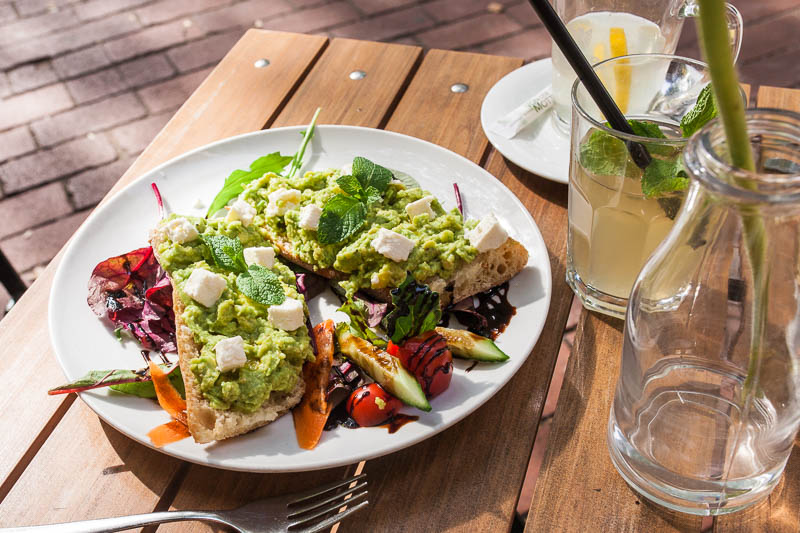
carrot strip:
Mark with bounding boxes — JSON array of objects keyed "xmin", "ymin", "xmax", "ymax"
[
  {"xmin": 148, "ymin": 360, "xmax": 187, "ymax": 426},
  {"xmin": 148, "ymin": 420, "xmax": 191, "ymax": 448},
  {"xmin": 292, "ymin": 320, "xmax": 335, "ymax": 450}
]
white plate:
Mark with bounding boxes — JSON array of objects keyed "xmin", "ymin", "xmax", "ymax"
[
  {"xmin": 48, "ymin": 125, "xmax": 552, "ymax": 472},
  {"xmin": 481, "ymin": 58, "xmax": 570, "ymax": 184}
]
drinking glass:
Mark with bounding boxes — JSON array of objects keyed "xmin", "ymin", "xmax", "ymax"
[
  {"xmin": 551, "ymin": 0, "xmax": 743, "ymax": 133},
  {"xmin": 608, "ymin": 109, "xmax": 800, "ymax": 515},
  {"xmin": 566, "ymin": 54, "xmax": 712, "ymax": 318}
]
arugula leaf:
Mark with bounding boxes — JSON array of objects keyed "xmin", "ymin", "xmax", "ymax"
[
  {"xmin": 352, "ymin": 156, "xmax": 393, "ymax": 193},
  {"xmin": 236, "ymin": 265, "xmax": 286, "ymax": 305},
  {"xmin": 642, "ymin": 158, "xmax": 689, "ymax": 198},
  {"xmin": 382, "ymin": 274, "xmax": 441, "ymax": 344},
  {"xmin": 201, "ymin": 235, "xmax": 248, "ymax": 273},
  {"xmin": 206, "ymin": 153, "xmax": 292, "ymax": 217},
  {"xmin": 680, "ymin": 84, "xmax": 718, "ymax": 137},
  {"xmin": 337, "ymin": 297, "xmax": 389, "ymax": 348},
  {"xmin": 317, "ymin": 194, "xmax": 367, "ymax": 245}
]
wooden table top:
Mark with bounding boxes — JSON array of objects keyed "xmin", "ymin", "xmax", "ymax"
[{"xmin": 0, "ymin": 30, "xmax": 797, "ymax": 533}]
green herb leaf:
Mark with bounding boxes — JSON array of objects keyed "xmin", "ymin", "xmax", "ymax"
[
  {"xmin": 317, "ymin": 194, "xmax": 367, "ymax": 244},
  {"xmin": 629, "ymin": 119, "xmax": 666, "ymax": 139},
  {"xmin": 364, "ymin": 186, "xmax": 382, "ymax": 205},
  {"xmin": 352, "ymin": 156, "xmax": 393, "ymax": 193},
  {"xmin": 337, "ymin": 298, "xmax": 388, "ymax": 348},
  {"xmin": 287, "ymin": 107, "xmax": 321, "ymax": 179},
  {"xmin": 206, "ymin": 152, "xmax": 292, "ymax": 217},
  {"xmin": 201, "ymin": 235, "xmax": 248, "ymax": 273},
  {"xmin": 48, "ymin": 365, "xmax": 183, "ymax": 398},
  {"xmin": 236, "ymin": 264, "xmax": 286, "ymax": 306},
  {"xmin": 111, "ymin": 368, "xmax": 185, "ymax": 399},
  {"xmin": 382, "ymin": 274, "xmax": 441, "ymax": 344},
  {"xmin": 680, "ymin": 84, "xmax": 718, "ymax": 137},
  {"xmin": 336, "ymin": 174, "xmax": 365, "ymax": 200},
  {"xmin": 579, "ymin": 129, "xmax": 631, "ymax": 177},
  {"xmin": 642, "ymin": 158, "xmax": 689, "ymax": 198}
]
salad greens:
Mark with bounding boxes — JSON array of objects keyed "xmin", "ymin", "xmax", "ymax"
[
  {"xmin": 317, "ymin": 156, "xmax": 394, "ymax": 244},
  {"xmin": 49, "ymin": 365, "xmax": 185, "ymax": 399},
  {"xmin": 338, "ymin": 297, "xmax": 389, "ymax": 348},
  {"xmin": 579, "ymin": 85, "xmax": 719, "ymax": 208},
  {"xmin": 382, "ymin": 274, "xmax": 442, "ymax": 345},
  {"xmin": 206, "ymin": 107, "xmax": 321, "ymax": 217}
]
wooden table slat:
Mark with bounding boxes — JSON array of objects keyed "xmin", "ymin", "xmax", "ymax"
[
  {"xmin": 337, "ymin": 49, "xmax": 573, "ymax": 533},
  {"xmin": 714, "ymin": 84, "xmax": 800, "ymax": 533},
  {"xmin": 159, "ymin": 38, "xmax": 424, "ymax": 532},
  {"xmin": 0, "ymin": 29, "xmax": 328, "ymax": 522}
]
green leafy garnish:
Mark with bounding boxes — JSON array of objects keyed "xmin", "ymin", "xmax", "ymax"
[
  {"xmin": 642, "ymin": 158, "xmax": 689, "ymax": 198},
  {"xmin": 201, "ymin": 235, "xmax": 248, "ymax": 273},
  {"xmin": 337, "ymin": 298, "xmax": 388, "ymax": 348},
  {"xmin": 236, "ymin": 264, "xmax": 286, "ymax": 306},
  {"xmin": 111, "ymin": 368, "xmax": 185, "ymax": 399},
  {"xmin": 317, "ymin": 156, "xmax": 393, "ymax": 244},
  {"xmin": 579, "ymin": 129, "xmax": 634, "ymax": 178},
  {"xmin": 206, "ymin": 107, "xmax": 321, "ymax": 217},
  {"xmin": 206, "ymin": 153, "xmax": 292, "ymax": 217},
  {"xmin": 680, "ymin": 84, "xmax": 718, "ymax": 137},
  {"xmin": 382, "ymin": 274, "xmax": 441, "ymax": 344},
  {"xmin": 47, "ymin": 365, "xmax": 184, "ymax": 399}
]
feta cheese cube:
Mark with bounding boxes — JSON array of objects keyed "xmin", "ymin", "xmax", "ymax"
[
  {"xmin": 371, "ymin": 228, "xmax": 415, "ymax": 262},
  {"xmin": 405, "ymin": 195, "xmax": 436, "ymax": 220},
  {"xmin": 467, "ymin": 213, "xmax": 509, "ymax": 253},
  {"xmin": 163, "ymin": 217, "xmax": 198, "ymax": 244},
  {"xmin": 215, "ymin": 335, "xmax": 247, "ymax": 372},
  {"xmin": 243, "ymin": 246, "xmax": 275, "ymax": 268},
  {"xmin": 299, "ymin": 204, "xmax": 322, "ymax": 230},
  {"xmin": 268, "ymin": 297, "xmax": 305, "ymax": 331},
  {"xmin": 226, "ymin": 198, "xmax": 257, "ymax": 226},
  {"xmin": 266, "ymin": 188, "xmax": 301, "ymax": 217},
  {"xmin": 183, "ymin": 268, "xmax": 227, "ymax": 307}
]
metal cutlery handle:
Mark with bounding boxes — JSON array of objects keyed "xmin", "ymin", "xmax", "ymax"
[{"xmin": 2, "ymin": 510, "xmax": 236, "ymax": 533}]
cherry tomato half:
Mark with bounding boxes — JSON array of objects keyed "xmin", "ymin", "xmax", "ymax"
[
  {"xmin": 346, "ymin": 383, "xmax": 403, "ymax": 427},
  {"xmin": 396, "ymin": 331, "xmax": 453, "ymax": 398}
]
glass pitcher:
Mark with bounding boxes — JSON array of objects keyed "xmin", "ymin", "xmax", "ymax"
[
  {"xmin": 551, "ymin": 0, "xmax": 744, "ymax": 132},
  {"xmin": 608, "ymin": 109, "xmax": 800, "ymax": 515}
]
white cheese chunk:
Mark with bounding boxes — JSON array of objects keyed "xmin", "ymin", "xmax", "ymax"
[
  {"xmin": 405, "ymin": 195, "xmax": 436, "ymax": 220},
  {"xmin": 299, "ymin": 204, "xmax": 322, "ymax": 230},
  {"xmin": 243, "ymin": 246, "xmax": 275, "ymax": 268},
  {"xmin": 340, "ymin": 163, "xmax": 353, "ymax": 176},
  {"xmin": 163, "ymin": 217, "xmax": 198, "ymax": 244},
  {"xmin": 183, "ymin": 268, "xmax": 227, "ymax": 307},
  {"xmin": 371, "ymin": 228, "xmax": 415, "ymax": 262},
  {"xmin": 226, "ymin": 198, "xmax": 257, "ymax": 226},
  {"xmin": 215, "ymin": 336, "xmax": 247, "ymax": 372},
  {"xmin": 467, "ymin": 213, "xmax": 509, "ymax": 253},
  {"xmin": 266, "ymin": 188, "xmax": 301, "ymax": 217},
  {"xmin": 268, "ymin": 297, "xmax": 305, "ymax": 331}
]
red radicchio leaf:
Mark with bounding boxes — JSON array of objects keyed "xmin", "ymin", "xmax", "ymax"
[
  {"xmin": 151, "ymin": 182, "xmax": 165, "ymax": 220},
  {"xmin": 357, "ymin": 294, "xmax": 389, "ymax": 328},
  {"xmin": 453, "ymin": 182, "xmax": 464, "ymax": 216},
  {"xmin": 295, "ymin": 271, "xmax": 328, "ymax": 300},
  {"xmin": 87, "ymin": 247, "xmax": 177, "ymax": 353}
]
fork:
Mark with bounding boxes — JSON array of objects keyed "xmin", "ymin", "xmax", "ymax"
[{"xmin": 4, "ymin": 473, "xmax": 368, "ymax": 533}]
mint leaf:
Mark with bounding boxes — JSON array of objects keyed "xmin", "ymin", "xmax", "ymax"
[
  {"xmin": 364, "ymin": 186, "xmax": 381, "ymax": 205},
  {"xmin": 629, "ymin": 119, "xmax": 667, "ymax": 139},
  {"xmin": 317, "ymin": 194, "xmax": 367, "ymax": 244},
  {"xmin": 579, "ymin": 129, "xmax": 630, "ymax": 177},
  {"xmin": 206, "ymin": 152, "xmax": 292, "ymax": 217},
  {"xmin": 680, "ymin": 84, "xmax": 717, "ymax": 137},
  {"xmin": 392, "ymin": 170, "xmax": 420, "ymax": 189},
  {"xmin": 352, "ymin": 156, "xmax": 392, "ymax": 193},
  {"xmin": 236, "ymin": 265, "xmax": 286, "ymax": 305},
  {"xmin": 201, "ymin": 235, "xmax": 248, "ymax": 273},
  {"xmin": 336, "ymin": 174, "xmax": 364, "ymax": 200},
  {"xmin": 382, "ymin": 274, "xmax": 441, "ymax": 344},
  {"xmin": 642, "ymin": 158, "xmax": 689, "ymax": 198},
  {"xmin": 657, "ymin": 197, "xmax": 683, "ymax": 220}
]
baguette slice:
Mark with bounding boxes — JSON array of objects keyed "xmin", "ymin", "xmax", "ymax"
[
  {"xmin": 266, "ymin": 224, "xmax": 528, "ymax": 307},
  {"xmin": 151, "ymin": 231, "xmax": 306, "ymax": 444}
]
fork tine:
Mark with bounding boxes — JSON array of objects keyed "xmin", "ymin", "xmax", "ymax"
[
  {"xmin": 293, "ymin": 499, "xmax": 369, "ymax": 533},
  {"xmin": 287, "ymin": 473, "xmax": 366, "ymax": 505},
  {"xmin": 289, "ymin": 490, "xmax": 369, "ymax": 529},
  {"xmin": 288, "ymin": 481, "xmax": 368, "ymax": 517}
]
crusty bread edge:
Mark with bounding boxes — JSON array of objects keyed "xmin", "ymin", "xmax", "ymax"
[{"xmin": 150, "ymin": 229, "xmax": 305, "ymax": 444}]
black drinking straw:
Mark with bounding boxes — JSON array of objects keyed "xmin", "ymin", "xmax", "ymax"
[{"xmin": 527, "ymin": 0, "xmax": 652, "ymax": 169}]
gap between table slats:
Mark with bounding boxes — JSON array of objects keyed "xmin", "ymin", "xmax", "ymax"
[{"xmin": 0, "ymin": 30, "xmax": 328, "ymax": 526}]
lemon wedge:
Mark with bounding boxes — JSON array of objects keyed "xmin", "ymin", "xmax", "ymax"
[{"xmin": 609, "ymin": 27, "xmax": 631, "ymax": 113}]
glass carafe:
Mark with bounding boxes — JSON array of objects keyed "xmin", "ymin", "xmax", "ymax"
[{"xmin": 608, "ymin": 109, "xmax": 800, "ymax": 515}]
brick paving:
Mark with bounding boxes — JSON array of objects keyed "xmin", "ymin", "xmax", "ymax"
[{"xmin": 0, "ymin": 0, "xmax": 798, "ymax": 514}]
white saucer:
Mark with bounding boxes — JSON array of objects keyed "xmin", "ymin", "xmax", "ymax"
[{"xmin": 480, "ymin": 58, "xmax": 570, "ymax": 184}]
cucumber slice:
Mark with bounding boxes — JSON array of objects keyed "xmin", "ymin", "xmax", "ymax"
[
  {"xmin": 435, "ymin": 327, "xmax": 509, "ymax": 362},
  {"xmin": 336, "ymin": 326, "xmax": 431, "ymax": 412}
]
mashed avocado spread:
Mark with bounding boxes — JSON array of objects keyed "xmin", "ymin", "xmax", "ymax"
[
  {"xmin": 156, "ymin": 214, "xmax": 314, "ymax": 413},
  {"xmin": 239, "ymin": 167, "xmax": 478, "ymax": 297}
]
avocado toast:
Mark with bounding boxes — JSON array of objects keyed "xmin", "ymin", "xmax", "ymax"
[
  {"xmin": 230, "ymin": 158, "xmax": 528, "ymax": 306},
  {"xmin": 151, "ymin": 214, "xmax": 314, "ymax": 443}
]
